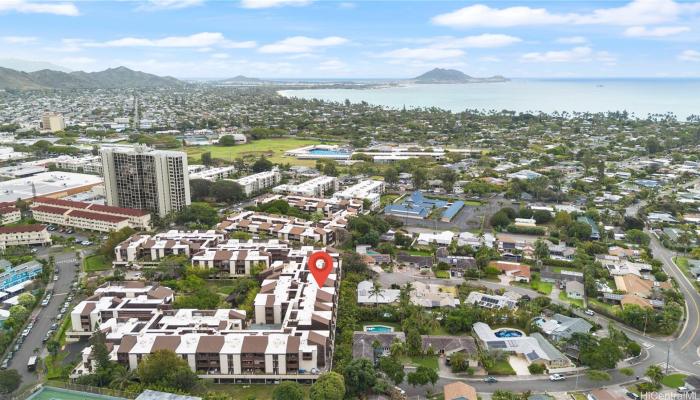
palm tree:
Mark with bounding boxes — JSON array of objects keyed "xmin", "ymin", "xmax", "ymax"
[
  {"xmin": 110, "ymin": 365, "xmax": 136, "ymax": 390},
  {"xmin": 368, "ymin": 280, "xmax": 383, "ymax": 307},
  {"xmin": 645, "ymin": 364, "xmax": 663, "ymax": 388}
]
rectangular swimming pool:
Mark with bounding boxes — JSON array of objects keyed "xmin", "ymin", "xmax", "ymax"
[{"xmin": 27, "ymin": 387, "xmax": 126, "ymax": 400}]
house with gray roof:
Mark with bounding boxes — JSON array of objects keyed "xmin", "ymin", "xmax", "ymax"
[
  {"xmin": 472, "ymin": 322, "xmax": 570, "ymax": 369},
  {"xmin": 537, "ymin": 314, "xmax": 593, "ymax": 341}
]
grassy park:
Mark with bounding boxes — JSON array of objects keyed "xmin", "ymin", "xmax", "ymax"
[{"xmin": 184, "ymin": 138, "xmax": 322, "ymax": 167}]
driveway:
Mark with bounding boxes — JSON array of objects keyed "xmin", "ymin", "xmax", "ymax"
[{"xmin": 508, "ymin": 356, "xmax": 531, "ymax": 376}]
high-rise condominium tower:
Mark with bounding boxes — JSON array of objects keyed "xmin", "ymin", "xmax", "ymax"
[{"xmin": 100, "ymin": 146, "xmax": 191, "ymax": 217}]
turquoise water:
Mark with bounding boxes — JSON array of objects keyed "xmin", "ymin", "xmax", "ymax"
[
  {"xmin": 308, "ymin": 149, "xmax": 349, "ymax": 156},
  {"xmin": 365, "ymin": 325, "xmax": 393, "ymax": 333},
  {"xmin": 27, "ymin": 387, "xmax": 125, "ymax": 400},
  {"xmin": 494, "ymin": 329, "xmax": 523, "ymax": 338},
  {"xmin": 280, "ymin": 79, "xmax": 700, "ymax": 119}
]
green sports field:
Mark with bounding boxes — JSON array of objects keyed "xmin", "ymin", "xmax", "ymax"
[{"xmin": 184, "ymin": 138, "xmax": 323, "ymax": 167}]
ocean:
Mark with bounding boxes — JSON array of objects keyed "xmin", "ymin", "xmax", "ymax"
[{"xmin": 278, "ymin": 79, "xmax": 700, "ymax": 119}]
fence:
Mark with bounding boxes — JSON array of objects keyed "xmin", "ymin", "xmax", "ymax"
[{"xmin": 9, "ymin": 381, "xmax": 138, "ymax": 400}]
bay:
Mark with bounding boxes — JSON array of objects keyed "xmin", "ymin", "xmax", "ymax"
[{"xmin": 279, "ymin": 79, "xmax": 700, "ymax": 119}]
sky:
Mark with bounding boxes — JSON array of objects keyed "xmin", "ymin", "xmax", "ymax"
[{"xmin": 2, "ymin": 0, "xmax": 700, "ymax": 79}]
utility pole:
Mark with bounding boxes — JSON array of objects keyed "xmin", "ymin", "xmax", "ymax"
[{"xmin": 665, "ymin": 340, "xmax": 671, "ymax": 375}]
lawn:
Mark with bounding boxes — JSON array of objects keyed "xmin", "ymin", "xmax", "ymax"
[
  {"xmin": 559, "ymin": 291, "xmax": 584, "ymax": 307},
  {"xmin": 674, "ymin": 257, "xmax": 700, "ymax": 291},
  {"xmin": 409, "ymin": 356, "xmax": 439, "ymax": 370},
  {"xmin": 407, "ymin": 248, "xmax": 433, "ymax": 256},
  {"xmin": 83, "ymin": 254, "xmax": 112, "ymax": 272},
  {"xmin": 203, "ymin": 382, "xmax": 310, "ymax": 400},
  {"xmin": 463, "ymin": 200, "xmax": 482, "ymax": 206},
  {"xmin": 380, "ymin": 193, "xmax": 400, "ymax": 207},
  {"xmin": 588, "ymin": 298, "xmax": 620, "ymax": 315},
  {"xmin": 486, "ymin": 359, "xmax": 516, "ymax": 375},
  {"xmin": 532, "ymin": 280, "xmax": 553, "ymax": 295},
  {"xmin": 434, "ymin": 270, "xmax": 450, "ymax": 279},
  {"xmin": 570, "ymin": 393, "xmax": 588, "ymax": 400},
  {"xmin": 184, "ymin": 138, "xmax": 323, "ymax": 167},
  {"xmin": 662, "ymin": 373, "xmax": 687, "ymax": 388}
]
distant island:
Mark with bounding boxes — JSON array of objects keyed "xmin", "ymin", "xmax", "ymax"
[{"xmin": 412, "ymin": 68, "xmax": 509, "ymax": 84}]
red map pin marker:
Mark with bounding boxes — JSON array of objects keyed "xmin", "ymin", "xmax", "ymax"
[{"xmin": 308, "ymin": 251, "xmax": 333, "ymax": 287}]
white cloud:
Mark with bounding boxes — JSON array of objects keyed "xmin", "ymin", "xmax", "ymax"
[
  {"xmin": 240, "ymin": 0, "xmax": 311, "ymax": 9},
  {"xmin": 338, "ymin": 2, "xmax": 355, "ymax": 9},
  {"xmin": 432, "ymin": 4, "xmax": 570, "ymax": 28},
  {"xmin": 624, "ymin": 25, "xmax": 690, "ymax": 37},
  {"xmin": 211, "ymin": 53, "xmax": 230, "ymax": 59},
  {"xmin": 0, "ymin": 0, "xmax": 79, "ymax": 16},
  {"xmin": 86, "ymin": 32, "xmax": 255, "ymax": 49},
  {"xmin": 50, "ymin": 38, "xmax": 86, "ymax": 52},
  {"xmin": 478, "ymin": 56, "xmax": 501, "ymax": 62},
  {"xmin": 521, "ymin": 46, "xmax": 592, "ymax": 63},
  {"xmin": 556, "ymin": 36, "xmax": 588, "ymax": 44},
  {"xmin": 432, "ymin": 34, "xmax": 522, "ymax": 49},
  {"xmin": 378, "ymin": 47, "xmax": 465, "ymax": 61},
  {"xmin": 432, "ymin": 0, "xmax": 699, "ymax": 28},
  {"xmin": 1, "ymin": 36, "xmax": 38, "ymax": 44},
  {"xmin": 678, "ymin": 49, "xmax": 700, "ymax": 61},
  {"xmin": 136, "ymin": 0, "xmax": 204, "ymax": 11},
  {"xmin": 318, "ymin": 59, "xmax": 347, "ymax": 71},
  {"xmin": 220, "ymin": 40, "xmax": 257, "ymax": 49},
  {"xmin": 259, "ymin": 36, "xmax": 348, "ymax": 53},
  {"xmin": 521, "ymin": 46, "xmax": 617, "ymax": 64},
  {"xmin": 59, "ymin": 56, "xmax": 96, "ymax": 65}
]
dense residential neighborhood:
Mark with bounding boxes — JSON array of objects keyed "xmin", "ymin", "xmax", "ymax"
[{"xmin": 1, "ymin": 40, "xmax": 700, "ymax": 400}]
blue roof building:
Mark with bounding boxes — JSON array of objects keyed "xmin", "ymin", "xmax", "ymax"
[
  {"xmin": 0, "ymin": 260, "xmax": 43, "ymax": 291},
  {"xmin": 384, "ymin": 191, "xmax": 464, "ymax": 222}
]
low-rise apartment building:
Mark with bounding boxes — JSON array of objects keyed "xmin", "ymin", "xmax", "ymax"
[
  {"xmin": 258, "ymin": 194, "xmax": 363, "ymax": 216},
  {"xmin": 273, "ymin": 175, "xmax": 338, "ymax": 197},
  {"xmin": 190, "ymin": 166, "xmax": 236, "ymax": 181},
  {"xmin": 0, "ymin": 225, "xmax": 51, "ymax": 250},
  {"xmin": 31, "ymin": 197, "xmax": 151, "ymax": 231},
  {"xmin": 114, "ymin": 230, "xmax": 225, "ymax": 265},
  {"xmin": 71, "ymin": 251, "xmax": 340, "ymax": 382},
  {"xmin": 232, "ymin": 169, "xmax": 281, "ymax": 197},
  {"xmin": 0, "ymin": 202, "xmax": 21, "ymax": 225},
  {"xmin": 217, "ymin": 211, "xmax": 336, "ymax": 245},
  {"xmin": 333, "ymin": 179, "xmax": 384, "ymax": 210}
]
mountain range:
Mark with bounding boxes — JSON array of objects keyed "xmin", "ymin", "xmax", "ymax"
[
  {"xmin": 0, "ymin": 58, "xmax": 71, "ymax": 73},
  {"xmin": 413, "ymin": 68, "xmax": 508, "ymax": 84},
  {"xmin": 0, "ymin": 66, "xmax": 183, "ymax": 90}
]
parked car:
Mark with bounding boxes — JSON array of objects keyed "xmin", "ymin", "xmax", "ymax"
[
  {"xmin": 626, "ymin": 392, "xmax": 641, "ymax": 400},
  {"xmin": 549, "ymin": 374, "xmax": 566, "ymax": 381},
  {"xmin": 484, "ymin": 377, "xmax": 498, "ymax": 383},
  {"xmin": 585, "ymin": 309, "xmax": 595, "ymax": 316}
]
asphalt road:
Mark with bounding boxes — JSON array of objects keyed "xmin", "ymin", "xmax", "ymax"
[{"xmin": 8, "ymin": 248, "xmax": 81, "ymax": 390}]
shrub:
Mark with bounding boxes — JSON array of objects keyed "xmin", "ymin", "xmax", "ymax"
[{"xmin": 528, "ymin": 363, "xmax": 546, "ymax": 374}]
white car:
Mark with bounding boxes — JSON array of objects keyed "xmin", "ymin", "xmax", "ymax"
[
  {"xmin": 584, "ymin": 309, "xmax": 595, "ymax": 316},
  {"xmin": 549, "ymin": 374, "xmax": 566, "ymax": 381}
]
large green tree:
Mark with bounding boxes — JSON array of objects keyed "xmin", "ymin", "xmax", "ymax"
[
  {"xmin": 136, "ymin": 350, "xmax": 198, "ymax": 391},
  {"xmin": 0, "ymin": 369, "xmax": 21, "ymax": 394},
  {"xmin": 343, "ymin": 358, "xmax": 377, "ymax": 397},
  {"xmin": 272, "ymin": 381, "xmax": 304, "ymax": 400},
  {"xmin": 310, "ymin": 371, "xmax": 345, "ymax": 400}
]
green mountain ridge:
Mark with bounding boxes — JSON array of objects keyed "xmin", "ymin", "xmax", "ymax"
[{"xmin": 0, "ymin": 66, "xmax": 183, "ymax": 90}]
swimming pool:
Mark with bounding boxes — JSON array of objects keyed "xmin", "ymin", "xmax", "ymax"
[
  {"xmin": 308, "ymin": 149, "xmax": 351, "ymax": 157},
  {"xmin": 364, "ymin": 325, "xmax": 394, "ymax": 333},
  {"xmin": 494, "ymin": 328, "xmax": 523, "ymax": 338},
  {"xmin": 27, "ymin": 387, "xmax": 126, "ymax": 400}
]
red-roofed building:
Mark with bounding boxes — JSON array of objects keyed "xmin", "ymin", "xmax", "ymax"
[
  {"xmin": 31, "ymin": 197, "xmax": 151, "ymax": 231},
  {"xmin": 490, "ymin": 261, "xmax": 531, "ymax": 283},
  {"xmin": 0, "ymin": 224, "xmax": 51, "ymax": 250},
  {"xmin": 0, "ymin": 202, "xmax": 21, "ymax": 225}
]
